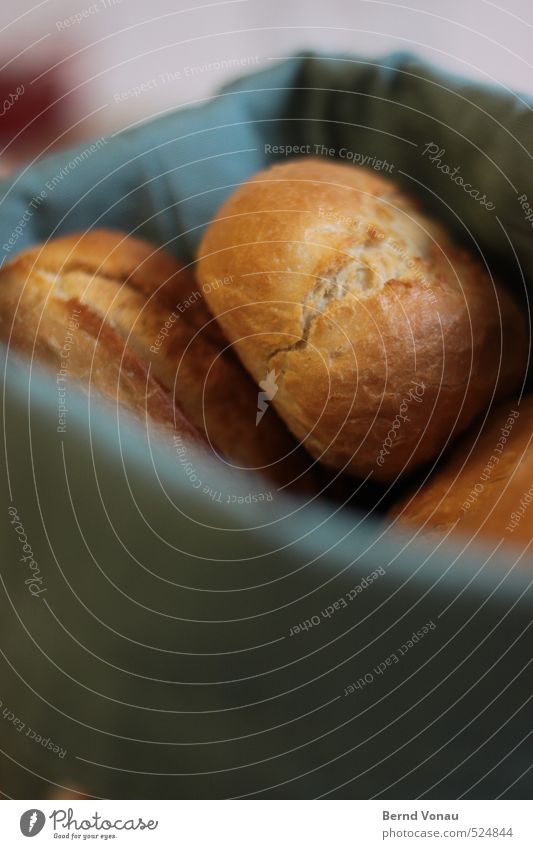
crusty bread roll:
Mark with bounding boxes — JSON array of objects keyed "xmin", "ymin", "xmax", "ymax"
[
  {"xmin": 197, "ymin": 158, "xmax": 527, "ymax": 481},
  {"xmin": 0, "ymin": 234, "xmax": 199, "ymax": 441},
  {"xmin": 0, "ymin": 230, "xmax": 315, "ymax": 488},
  {"xmin": 390, "ymin": 397, "xmax": 533, "ymax": 548}
]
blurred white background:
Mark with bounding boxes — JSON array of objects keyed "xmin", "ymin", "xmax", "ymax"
[{"xmin": 0, "ymin": 0, "xmax": 531, "ymax": 154}]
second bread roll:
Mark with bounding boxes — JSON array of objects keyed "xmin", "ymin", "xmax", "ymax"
[
  {"xmin": 0, "ymin": 230, "xmax": 316, "ymax": 490},
  {"xmin": 390, "ymin": 397, "xmax": 533, "ymax": 550},
  {"xmin": 197, "ymin": 158, "xmax": 527, "ymax": 481}
]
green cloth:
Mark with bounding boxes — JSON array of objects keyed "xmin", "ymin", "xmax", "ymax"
[{"xmin": 1, "ymin": 54, "xmax": 532, "ymax": 800}]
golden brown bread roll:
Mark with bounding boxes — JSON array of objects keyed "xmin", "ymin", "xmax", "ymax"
[
  {"xmin": 390, "ymin": 397, "xmax": 533, "ymax": 548},
  {"xmin": 197, "ymin": 158, "xmax": 527, "ymax": 481},
  {"xmin": 0, "ymin": 236, "xmax": 199, "ymax": 440},
  {"xmin": 0, "ymin": 229, "xmax": 316, "ymax": 488}
]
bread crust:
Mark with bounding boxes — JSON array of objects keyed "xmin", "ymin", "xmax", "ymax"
[
  {"xmin": 390, "ymin": 397, "xmax": 533, "ymax": 549},
  {"xmin": 0, "ymin": 230, "xmax": 316, "ymax": 488},
  {"xmin": 197, "ymin": 158, "xmax": 528, "ymax": 481}
]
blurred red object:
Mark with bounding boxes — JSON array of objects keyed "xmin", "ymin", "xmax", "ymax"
[{"xmin": 0, "ymin": 61, "xmax": 74, "ymax": 175}]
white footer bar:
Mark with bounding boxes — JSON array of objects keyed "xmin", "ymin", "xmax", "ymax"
[{"xmin": 1, "ymin": 799, "xmax": 531, "ymax": 847}]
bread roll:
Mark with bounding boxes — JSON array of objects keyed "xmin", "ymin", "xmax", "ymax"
[
  {"xmin": 0, "ymin": 235, "xmax": 199, "ymax": 440},
  {"xmin": 197, "ymin": 158, "xmax": 527, "ymax": 481},
  {"xmin": 0, "ymin": 230, "xmax": 316, "ymax": 488},
  {"xmin": 390, "ymin": 397, "xmax": 533, "ymax": 548}
]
